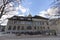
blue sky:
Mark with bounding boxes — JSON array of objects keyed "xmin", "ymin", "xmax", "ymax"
[
  {"xmin": 0, "ymin": 0, "xmax": 58, "ymax": 25},
  {"xmin": 21, "ymin": 0, "xmax": 54, "ymax": 16}
]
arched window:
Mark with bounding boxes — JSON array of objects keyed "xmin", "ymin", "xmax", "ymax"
[
  {"xmin": 27, "ymin": 26, "xmax": 32, "ymax": 30},
  {"xmin": 13, "ymin": 26, "xmax": 16, "ymax": 30},
  {"xmin": 8, "ymin": 26, "xmax": 11, "ymax": 30}
]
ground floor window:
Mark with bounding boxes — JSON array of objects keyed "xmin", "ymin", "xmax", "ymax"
[
  {"xmin": 13, "ymin": 26, "xmax": 16, "ymax": 30},
  {"xmin": 37, "ymin": 27, "xmax": 39, "ymax": 30},
  {"xmin": 43, "ymin": 27, "xmax": 45, "ymax": 29},
  {"xmin": 40, "ymin": 27, "xmax": 45, "ymax": 30},
  {"xmin": 17, "ymin": 26, "xmax": 20, "ymax": 30},
  {"xmin": 40, "ymin": 27, "xmax": 42, "ymax": 30},
  {"xmin": 34, "ymin": 27, "xmax": 36, "ymax": 29},
  {"xmin": 21, "ymin": 26, "xmax": 24, "ymax": 30},
  {"xmin": 27, "ymin": 26, "xmax": 32, "ymax": 30},
  {"xmin": 8, "ymin": 26, "xmax": 11, "ymax": 30},
  {"xmin": 47, "ymin": 27, "xmax": 50, "ymax": 29},
  {"xmin": 1, "ymin": 27, "xmax": 5, "ymax": 31}
]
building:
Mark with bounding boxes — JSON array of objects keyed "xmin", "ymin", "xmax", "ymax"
[
  {"xmin": 49, "ymin": 18, "xmax": 60, "ymax": 34},
  {"xmin": 5, "ymin": 15, "xmax": 52, "ymax": 35},
  {"xmin": 0, "ymin": 25, "xmax": 5, "ymax": 32}
]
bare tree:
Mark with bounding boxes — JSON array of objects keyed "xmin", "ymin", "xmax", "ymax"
[{"xmin": 0, "ymin": 0, "xmax": 22, "ymax": 18}]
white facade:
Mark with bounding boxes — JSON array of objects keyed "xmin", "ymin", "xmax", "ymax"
[{"xmin": 5, "ymin": 15, "xmax": 49, "ymax": 34}]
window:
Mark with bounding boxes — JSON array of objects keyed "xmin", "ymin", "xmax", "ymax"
[
  {"xmin": 35, "ymin": 21, "xmax": 43, "ymax": 25},
  {"xmin": 8, "ymin": 26, "xmax": 11, "ymax": 30},
  {"xmin": 13, "ymin": 26, "xmax": 16, "ymax": 30},
  {"xmin": 34, "ymin": 27, "xmax": 36, "ymax": 29},
  {"xmin": 47, "ymin": 27, "xmax": 50, "ymax": 29},
  {"xmin": 40, "ymin": 27, "xmax": 42, "ymax": 30},
  {"xmin": 20, "ymin": 21, "xmax": 25, "ymax": 24},
  {"xmin": 21, "ymin": 26, "xmax": 24, "ymax": 30},
  {"xmin": 42, "ymin": 22, "xmax": 44, "ymax": 25},
  {"xmin": 27, "ymin": 26, "xmax": 32, "ymax": 30},
  {"xmin": 26, "ymin": 22, "xmax": 32, "ymax": 24},
  {"xmin": 1, "ymin": 27, "xmax": 5, "ymax": 31},
  {"xmin": 43, "ymin": 27, "xmax": 45, "ymax": 29},
  {"xmin": 17, "ymin": 26, "xmax": 20, "ymax": 30},
  {"xmin": 40, "ymin": 21, "xmax": 44, "ymax": 25},
  {"xmin": 46, "ymin": 22, "xmax": 48, "ymax": 25},
  {"xmin": 14, "ymin": 20, "xmax": 17, "ymax": 24},
  {"xmin": 37, "ymin": 27, "xmax": 39, "ymax": 29},
  {"xmin": 35, "ymin": 21, "xmax": 38, "ymax": 25}
]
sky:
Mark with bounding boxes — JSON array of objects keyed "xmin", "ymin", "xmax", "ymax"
[
  {"xmin": 1, "ymin": 0, "xmax": 59, "ymax": 25},
  {"xmin": 21, "ymin": 0, "xmax": 54, "ymax": 16}
]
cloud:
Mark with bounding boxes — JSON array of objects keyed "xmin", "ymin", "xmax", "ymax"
[
  {"xmin": 16, "ymin": 5, "xmax": 27, "ymax": 13},
  {"xmin": 38, "ymin": 7, "xmax": 60, "ymax": 18},
  {"xmin": 19, "ymin": 5, "xmax": 26, "ymax": 13},
  {"xmin": 0, "ymin": 10, "xmax": 19, "ymax": 25},
  {"xmin": 0, "ymin": 14, "xmax": 14, "ymax": 25},
  {"xmin": 1, "ymin": 19, "xmax": 8, "ymax": 25},
  {"xmin": 47, "ymin": 7, "xmax": 59, "ymax": 15},
  {"xmin": 38, "ymin": 10, "xmax": 50, "ymax": 18},
  {"xmin": 24, "ymin": 8, "xmax": 31, "ymax": 16},
  {"xmin": 28, "ymin": 2, "xmax": 32, "ymax": 5},
  {"xmin": 0, "ymin": 2, "xmax": 27, "ymax": 25},
  {"xmin": 48, "ymin": 7, "xmax": 60, "ymax": 18}
]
